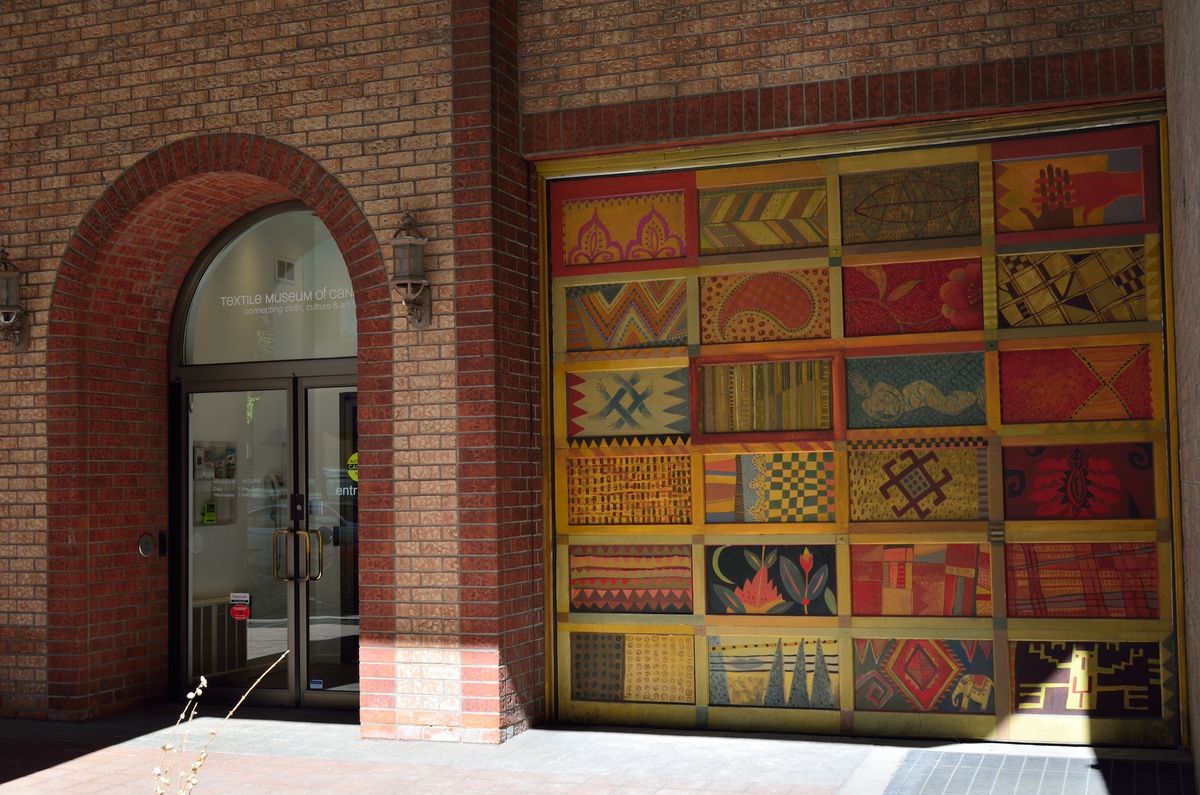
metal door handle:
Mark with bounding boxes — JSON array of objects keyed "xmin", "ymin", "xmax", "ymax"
[
  {"xmin": 298, "ymin": 528, "xmax": 312, "ymax": 581},
  {"xmin": 309, "ymin": 530, "xmax": 324, "ymax": 581},
  {"xmin": 271, "ymin": 530, "xmax": 288, "ymax": 581}
]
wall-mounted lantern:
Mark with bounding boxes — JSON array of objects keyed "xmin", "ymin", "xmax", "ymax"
[
  {"xmin": 390, "ymin": 211, "xmax": 430, "ymax": 329},
  {"xmin": 0, "ymin": 248, "xmax": 25, "ymax": 348}
]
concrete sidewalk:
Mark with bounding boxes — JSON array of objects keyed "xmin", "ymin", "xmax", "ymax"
[{"xmin": 0, "ymin": 705, "xmax": 1191, "ymax": 794}]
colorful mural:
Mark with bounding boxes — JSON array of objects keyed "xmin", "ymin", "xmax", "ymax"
[
  {"xmin": 549, "ymin": 121, "xmax": 1174, "ymax": 746},
  {"xmin": 708, "ymin": 636, "xmax": 839, "ymax": 709},
  {"xmin": 569, "ymin": 545, "xmax": 693, "ymax": 614},
  {"xmin": 1002, "ymin": 443, "xmax": 1156, "ymax": 520},
  {"xmin": 1012, "ymin": 641, "xmax": 1163, "ymax": 718},
  {"xmin": 699, "ymin": 269, "xmax": 831, "ymax": 344},
  {"xmin": 851, "ymin": 544, "xmax": 992, "ymax": 617},
  {"xmin": 704, "ymin": 451, "xmax": 836, "ymax": 523},
  {"xmin": 855, "ymin": 639, "xmax": 995, "ymax": 713},
  {"xmin": 842, "ymin": 259, "xmax": 984, "ymax": 336},
  {"xmin": 1005, "ymin": 543, "xmax": 1158, "ymax": 619},
  {"xmin": 706, "ymin": 545, "xmax": 837, "ymax": 616}
]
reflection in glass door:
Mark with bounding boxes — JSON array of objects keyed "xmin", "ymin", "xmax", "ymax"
[{"xmin": 185, "ymin": 383, "xmax": 358, "ymax": 706}]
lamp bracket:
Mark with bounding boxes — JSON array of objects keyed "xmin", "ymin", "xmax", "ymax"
[{"xmin": 392, "ymin": 277, "xmax": 431, "ymax": 328}]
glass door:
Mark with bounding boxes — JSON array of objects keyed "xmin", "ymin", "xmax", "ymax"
[{"xmin": 184, "ymin": 380, "xmax": 358, "ymax": 707}]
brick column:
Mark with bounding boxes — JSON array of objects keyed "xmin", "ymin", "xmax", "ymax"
[{"xmin": 452, "ymin": 0, "xmax": 545, "ymax": 742}]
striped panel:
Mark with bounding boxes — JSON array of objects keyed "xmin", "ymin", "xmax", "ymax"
[
  {"xmin": 700, "ymin": 359, "xmax": 833, "ymax": 434},
  {"xmin": 698, "ymin": 180, "xmax": 829, "ymax": 254}
]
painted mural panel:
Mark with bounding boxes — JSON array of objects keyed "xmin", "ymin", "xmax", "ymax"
[
  {"xmin": 842, "ymin": 259, "xmax": 984, "ymax": 336},
  {"xmin": 846, "ymin": 353, "xmax": 986, "ymax": 429},
  {"xmin": 854, "ymin": 639, "xmax": 995, "ymax": 714},
  {"xmin": 851, "ymin": 544, "xmax": 992, "ymax": 617},
  {"xmin": 569, "ymin": 545, "xmax": 693, "ymax": 614},
  {"xmin": 1002, "ymin": 443, "xmax": 1156, "ymax": 520},
  {"xmin": 698, "ymin": 180, "xmax": 829, "ymax": 254},
  {"xmin": 999, "ymin": 345, "xmax": 1153, "ymax": 424},
  {"xmin": 996, "ymin": 247, "xmax": 1148, "ymax": 328},
  {"xmin": 708, "ymin": 636, "xmax": 839, "ymax": 709},
  {"xmin": 570, "ymin": 632, "xmax": 695, "ymax": 704},
  {"xmin": 848, "ymin": 443, "xmax": 988, "ymax": 521},
  {"xmin": 706, "ymin": 545, "xmax": 837, "ymax": 616},
  {"xmin": 560, "ymin": 191, "xmax": 688, "ymax": 268},
  {"xmin": 699, "ymin": 268, "xmax": 831, "ymax": 344},
  {"xmin": 841, "ymin": 163, "xmax": 980, "ymax": 245},
  {"xmin": 703, "ymin": 451, "xmax": 836, "ymax": 523},
  {"xmin": 564, "ymin": 279, "xmax": 688, "ymax": 351},
  {"xmin": 1005, "ymin": 543, "xmax": 1158, "ymax": 619},
  {"xmin": 565, "ymin": 455, "xmax": 691, "ymax": 525},
  {"xmin": 699, "ymin": 359, "xmax": 833, "ymax": 434},
  {"xmin": 1012, "ymin": 641, "xmax": 1163, "ymax": 718},
  {"xmin": 993, "ymin": 128, "xmax": 1151, "ymax": 234},
  {"xmin": 566, "ymin": 367, "xmax": 690, "ymax": 440}
]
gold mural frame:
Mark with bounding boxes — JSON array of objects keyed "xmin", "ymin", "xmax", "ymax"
[{"xmin": 537, "ymin": 100, "xmax": 1185, "ymax": 747}]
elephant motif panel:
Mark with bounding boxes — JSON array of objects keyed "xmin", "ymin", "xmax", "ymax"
[
  {"xmin": 566, "ymin": 367, "xmax": 690, "ymax": 440},
  {"xmin": 708, "ymin": 636, "xmax": 839, "ymax": 709},
  {"xmin": 699, "ymin": 359, "xmax": 833, "ymax": 434},
  {"xmin": 848, "ymin": 444, "xmax": 988, "ymax": 521},
  {"xmin": 569, "ymin": 545, "xmax": 693, "ymax": 614},
  {"xmin": 854, "ymin": 639, "xmax": 995, "ymax": 714},
  {"xmin": 999, "ymin": 345, "xmax": 1153, "ymax": 424},
  {"xmin": 698, "ymin": 180, "xmax": 829, "ymax": 254},
  {"xmin": 1002, "ymin": 443, "xmax": 1156, "ymax": 520},
  {"xmin": 706, "ymin": 545, "xmax": 837, "ymax": 616},
  {"xmin": 570, "ymin": 632, "xmax": 695, "ymax": 704},
  {"xmin": 842, "ymin": 258, "xmax": 984, "ymax": 336},
  {"xmin": 564, "ymin": 280, "xmax": 688, "ymax": 351},
  {"xmin": 703, "ymin": 451, "xmax": 836, "ymax": 523},
  {"xmin": 1005, "ymin": 544, "xmax": 1158, "ymax": 619},
  {"xmin": 846, "ymin": 353, "xmax": 987, "ymax": 429},
  {"xmin": 1012, "ymin": 641, "xmax": 1163, "ymax": 718},
  {"xmin": 996, "ymin": 247, "xmax": 1148, "ymax": 328},
  {"xmin": 851, "ymin": 544, "xmax": 992, "ymax": 617},
  {"xmin": 841, "ymin": 163, "xmax": 981, "ymax": 245},
  {"xmin": 699, "ymin": 268, "xmax": 831, "ymax": 344},
  {"xmin": 565, "ymin": 455, "xmax": 691, "ymax": 525},
  {"xmin": 993, "ymin": 129, "xmax": 1150, "ymax": 234}
]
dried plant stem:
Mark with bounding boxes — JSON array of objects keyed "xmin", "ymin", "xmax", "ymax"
[{"xmin": 202, "ymin": 649, "xmax": 290, "ymax": 754}]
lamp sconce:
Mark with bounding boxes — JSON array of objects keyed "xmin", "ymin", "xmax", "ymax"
[
  {"xmin": 0, "ymin": 248, "xmax": 26, "ymax": 350},
  {"xmin": 390, "ymin": 211, "xmax": 430, "ymax": 329}
]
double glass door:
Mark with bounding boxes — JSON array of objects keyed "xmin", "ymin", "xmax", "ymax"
[{"xmin": 184, "ymin": 376, "xmax": 358, "ymax": 707}]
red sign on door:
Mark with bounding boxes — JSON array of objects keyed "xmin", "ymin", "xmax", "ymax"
[{"xmin": 229, "ymin": 604, "xmax": 250, "ymax": 621}]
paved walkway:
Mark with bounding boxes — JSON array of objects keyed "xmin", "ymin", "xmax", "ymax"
[{"xmin": 0, "ymin": 704, "xmax": 1190, "ymax": 794}]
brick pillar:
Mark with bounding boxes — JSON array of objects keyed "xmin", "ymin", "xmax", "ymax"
[{"xmin": 452, "ymin": 0, "xmax": 545, "ymax": 742}]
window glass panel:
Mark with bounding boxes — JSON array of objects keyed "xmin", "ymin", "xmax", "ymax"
[{"xmin": 185, "ymin": 210, "xmax": 356, "ymax": 364}]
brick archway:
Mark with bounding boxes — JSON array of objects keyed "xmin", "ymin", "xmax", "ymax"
[{"xmin": 45, "ymin": 135, "xmax": 392, "ymax": 719}]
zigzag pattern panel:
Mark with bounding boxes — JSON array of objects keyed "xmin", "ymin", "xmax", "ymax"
[
  {"xmin": 997, "ymin": 247, "xmax": 1148, "ymax": 328},
  {"xmin": 700, "ymin": 359, "xmax": 832, "ymax": 434},
  {"xmin": 1012, "ymin": 641, "xmax": 1164, "ymax": 718},
  {"xmin": 999, "ymin": 345, "xmax": 1153, "ymax": 424},
  {"xmin": 1006, "ymin": 543, "xmax": 1158, "ymax": 619},
  {"xmin": 566, "ymin": 367, "xmax": 690, "ymax": 439},
  {"xmin": 704, "ymin": 451, "xmax": 836, "ymax": 523},
  {"xmin": 569, "ymin": 544, "xmax": 693, "ymax": 614},
  {"xmin": 698, "ymin": 180, "xmax": 828, "ymax": 254},
  {"xmin": 565, "ymin": 279, "xmax": 688, "ymax": 351},
  {"xmin": 851, "ymin": 544, "xmax": 992, "ymax": 617},
  {"xmin": 841, "ymin": 163, "xmax": 981, "ymax": 245},
  {"xmin": 700, "ymin": 268, "xmax": 830, "ymax": 344},
  {"xmin": 565, "ymin": 455, "xmax": 692, "ymax": 525},
  {"xmin": 855, "ymin": 639, "xmax": 995, "ymax": 714},
  {"xmin": 709, "ymin": 636, "xmax": 839, "ymax": 709}
]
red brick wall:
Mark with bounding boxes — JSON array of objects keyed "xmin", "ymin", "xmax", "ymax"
[{"xmin": 520, "ymin": 1, "xmax": 1165, "ymax": 154}]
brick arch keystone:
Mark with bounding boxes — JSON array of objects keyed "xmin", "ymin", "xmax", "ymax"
[{"xmin": 45, "ymin": 134, "xmax": 392, "ymax": 719}]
